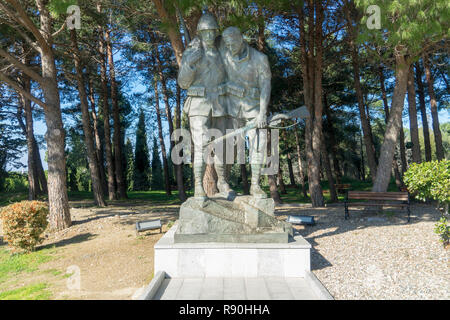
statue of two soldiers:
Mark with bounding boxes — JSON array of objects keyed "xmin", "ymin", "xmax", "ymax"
[{"xmin": 177, "ymin": 13, "xmax": 271, "ymax": 200}]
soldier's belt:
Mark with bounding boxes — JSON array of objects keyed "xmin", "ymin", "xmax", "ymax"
[
  {"xmin": 187, "ymin": 85, "xmax": 227, "ymax": 97},
  {"xmin": 186, "ymin": 84, "xmax": 260, "ymax": 100},
  {"xmin": 226, "ymin": 83, "xmax": 260, "ymax": 100}
]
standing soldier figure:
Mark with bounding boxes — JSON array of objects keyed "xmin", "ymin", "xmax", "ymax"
[
  {"xmin": 178, "ymin": 13, "xmax": 233, "ymax": 199},
  {"xmin": 219, "ymin": 26, "xmax": 271, "ymax": 198}
]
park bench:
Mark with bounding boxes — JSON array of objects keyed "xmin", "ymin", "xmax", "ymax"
[
  {"xmin": 334, "ymin": 184, "xmax": 351, "ymax": 194},
  {"xmin": 344, "ymin": 191, "xmax": 410, "ymax": 222},
  {"xmin": 136, "ymin": 219, "xmax": 162, "ymax": 234},
  {"xmin": 287, "ymin": 215, "xmax": 316, "ymax": 226}
]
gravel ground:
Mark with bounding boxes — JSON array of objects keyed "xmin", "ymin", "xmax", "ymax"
[{"xmin": 276, "ymin": 203, "xmax": 449, "ymax": 300}]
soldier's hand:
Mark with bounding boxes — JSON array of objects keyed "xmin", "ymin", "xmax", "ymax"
[
  {"xmin": 188, "ymin": 49, "xmax": 202, "ymax": 67},
  {"xmin": 256, "ymin": 114, "xmax": 267, "ymax": 128}
]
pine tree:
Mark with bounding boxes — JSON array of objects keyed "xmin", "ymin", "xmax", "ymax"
[
  {"xmin": 133, "ymin": 110, "xmax": 151, "ymax": 190},
  {"xmin": 125, "ymin": 138, "xmax": 134, "ymax": 191},
  {"xmin": 151, "ymin": 136, "xmax": 163, "ymax": 190}
]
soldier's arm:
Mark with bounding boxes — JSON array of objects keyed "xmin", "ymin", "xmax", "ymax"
[
  {"xmin": 177, "ymin": 52, "xmax": 196, "ymax": 89},
  {"xmin": 258, "ymin": 54, "xmax": 271, "ymax": 122}
]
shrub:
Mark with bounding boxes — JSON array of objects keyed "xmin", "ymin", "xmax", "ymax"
[
  {"xmin": 434, "ymin": 216, "xmax": 450, "ymax": 247},
  {"xmin": 404, "ymin": 160, "xmax": 450, "ymax": 213},
  {"xmin": 0, "ymin": 201, "xmax": 49, "ymax": 252}
]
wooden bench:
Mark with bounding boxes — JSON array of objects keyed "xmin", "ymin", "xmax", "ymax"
[
  {"xmin": 334, "ymin": 184, "xmax": 351, "ymax": 194},
  {"xmin": 344, "ymin": 191, "xmax": 410, "ymax": 222}
]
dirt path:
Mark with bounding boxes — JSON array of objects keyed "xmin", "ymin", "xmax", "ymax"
[
  {"xmin": 1, "ymin": 199, "xmax": 448, "ymax": 300},
  {"xmin": 2, "ymin": 199, "xmax": 180, "ymax": 300}
]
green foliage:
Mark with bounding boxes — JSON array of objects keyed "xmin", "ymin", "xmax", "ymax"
[
  {"xmin": 0, "ymin": 201, "xmax": 49, "ymax": 252},
  {"xmin": 125, "ymin": 138, "xmax": 135, "ymax": 191},
  {"xmin": 48, "ymin": 0, "xmax": 77, "ymax": 17},
  {"xmin": 404, "ymin": 160, "xmax": 450, "ymax": 206},
  {"xmin": 65, "ymin": 128, "xmax": 90, "ymax": 192},
  {"xmin": 434, "ymin": 216, "xmax": 450, "ymax": 247},
  {"xmin": 356, "ymin": 0, "xmax": 449, "ymax": 59},
  {"xmin": 2, "ymin": 172, "xmax": 28, "ymax": 193},
  {"xmin": 151, "ymin": 137, "xmax": 163, "ymax": 190},
  {"xmin": 133, "ymin": 110, "xmax": 151, "ymax": 190}
]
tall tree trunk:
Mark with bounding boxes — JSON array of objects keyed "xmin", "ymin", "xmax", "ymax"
[
  {"xmin": 278, "ymin": 166, "xmax": 287, "ymax": 194},
  {"xmin": 407, "ymin": 66, "xmax": 422, "ymax": 163},
  {"xmin": 399, "ymin": 122, "xmax": 407, "ymax": 173},
  {"xmin": 88, "ymin": 76, "xmax": 108, "ymax": 195},
  {"xmin": 155, "ymin": 39, "xmax": 187, "ymax": 199},
  {"xmin": 240, "ymin": 164, "xmax": 250, "ymax": 195},
  {"xmin": 97, "ymin": 4, "xmax": 117, "ymax": 200},
  {"xmin": 257, "ymin": 6, "xmax": 280, "ymax": 203},
  {"xmin": 294, "ymin": 127, "xmax": 308, "ymax": 198},
  {"xmin": 36, "ymin": 0, "xmax": 71, "ymax": 230},
  {"xmin": 393, "ymin": 160, "xmax": 404, "ymax": 190},
  {"xmin": 415, "ymin": 63, "xmax": 432, "ymax": 161},
  {"xmin": 105, "ymin": 30, "xmax": 127, "ymax": 199},
  {"xmin": 347, "ymin": 11, "xmax": 377, "ymax": 182},
  {"xmin": 286, "ymin": 153, "xmax": 296, "ymax": 186},
  {"xmin": 359, "ymin": 131, "xmax": 365, "ymax": 180},
  {"xmin": 174, "ymin": 84, "xmax": 187, "ymax": 200},
  {"xmin": 152, "ymin": 75, "xmax": 171, "ymax": 196},
  {"xmin": 70, "ymin": 29, "xmax": 106, "ymax": 207},
  {"xmin": 16, "ymin": 65, "xmax": 40, "ymax": 199},
  {"xmin": 33, "ymin": 136, "xmax": 47, "ymax": 194},
  {"xmin": 380, "ymin": 65, "xmax": 404, "ymax": 183},
  {"xmin": 321, "ymin": 136, "xmax": 337, "ymax": 202},
  {"xmin": 17, "ymin": 97, "xmax": 39, "ymax": 199},
  {"xmin": 151, "ymin": 0, "xmax": 184, "ymax": 66},
  {"xmin": 267, "ymin": 129, "xmax": 282, "ymax": 204},
  {"xmin": 324, "ymin": 95, "xmax": 342, "ymax": 183},
  {"xmin": 204, "ymin": 164, "xmax": 218, "ymax": 197},
  {"xmin": 372, "ymin": 55, "xmax": 409, "ymax": 192},
  {"xmin": 298, "ymin": 0, "xmax": 324, "ymax": 207},
  {"xmin": 423, "ymin": 55, "xmax": 444, "ymax": 160}
]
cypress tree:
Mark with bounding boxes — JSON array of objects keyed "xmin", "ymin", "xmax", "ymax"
[
  {"xmin": 125, "ymin": 138, "xmax": 134, "ymax": 191},
  {"xmin": 133, "ymin": 110, "xmax": 151, "ymax": 190}
]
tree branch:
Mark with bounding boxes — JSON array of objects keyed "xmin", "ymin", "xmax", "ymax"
[
  {"xmin": 4, "ymin": 0, "xmax": 51, "ymax": 53},
  {"xmin": 52, "ymin": 22, "xmax": 66, "ymax": 38},
  {"xmin": 0, "ymin": 71, "xmax": 47, "ymax": 110},
  {"xmin": 0, "ymin": 47, "xmax": 45, "ymax": 84}
]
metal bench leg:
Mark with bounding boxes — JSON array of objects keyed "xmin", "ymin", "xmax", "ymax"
[{"xmin": 345, "ymin": 202, "xmax": 349, "ymax": 220}]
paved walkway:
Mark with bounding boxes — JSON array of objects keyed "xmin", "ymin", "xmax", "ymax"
[{"xmin": 153, "ymin": 277, "xmax": 319, "ymax": 300}]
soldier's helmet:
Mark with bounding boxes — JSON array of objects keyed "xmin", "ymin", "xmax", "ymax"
[{"xmin": 197, "ymin": 13, "xmax": 219, "ymax": 31}]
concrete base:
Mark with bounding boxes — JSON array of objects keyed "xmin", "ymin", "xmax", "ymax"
[{"xmin": 155, "ymin": 223, "xmax": 311, "ymax": 278}]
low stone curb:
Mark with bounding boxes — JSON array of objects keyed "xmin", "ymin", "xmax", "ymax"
[
  {"xmin": 305, "ymin": 271, "xmax": 334, "ymax": 300},
  {"xmin": 137, "ymin": 270, "xmax": 166, "ymax": 300}
]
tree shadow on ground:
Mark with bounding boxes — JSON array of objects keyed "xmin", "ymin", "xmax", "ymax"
[
  {"xmin": 38, "ymin": 233, "xmax": 96, "ymax": 250},
  {"xmin": 278, "ymin": 204, "xmax": 441, "ymax": 271}
]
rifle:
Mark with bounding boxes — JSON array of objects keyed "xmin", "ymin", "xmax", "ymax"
[{"xmin": 205, "ymin": 106, "xmax": 310, "ymax": 147}]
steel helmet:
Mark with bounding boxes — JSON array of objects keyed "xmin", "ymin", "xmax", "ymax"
[{"xmin": 197, "ymin": 13, "xmax": 219, "ymax": 31}]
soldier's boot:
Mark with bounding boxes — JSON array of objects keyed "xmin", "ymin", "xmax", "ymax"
[
  {"xmin": 193, "ymin": 163, "xmax": 207, "ymax": 199},
  {"xmin": 250, "ymin": 164, "xmax": 267, "ymax": 199},
  {"xmin": 215, "ymin": 164, "xmax": 234, "ymax": 196}
]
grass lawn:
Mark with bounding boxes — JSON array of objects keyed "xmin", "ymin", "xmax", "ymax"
[
  {"xmin": 0, "ymin": 246, "xmax": 59, "ymax": 300},
  {"xmin": 0, "ymin": 178, "xmax": 400, "ymax": 207}
]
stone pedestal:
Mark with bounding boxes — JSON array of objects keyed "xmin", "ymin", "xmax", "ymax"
[
  {"xmin": 155, "ymin": 223, "xmax": 311, "ymax": 278},
  {"xmin": 174, "ymin": 196, "xmax": 293, "ymax": 243}
]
